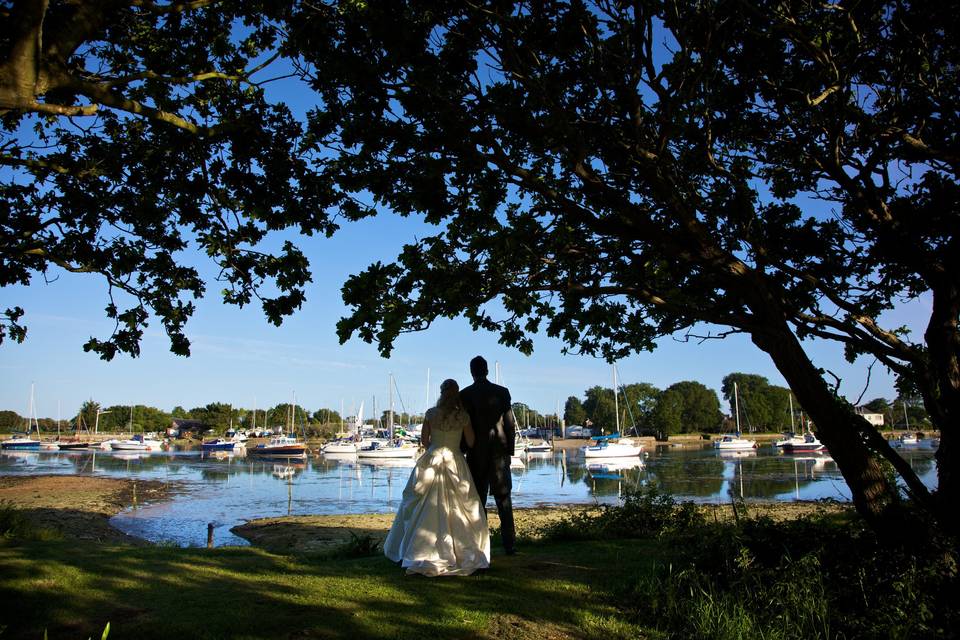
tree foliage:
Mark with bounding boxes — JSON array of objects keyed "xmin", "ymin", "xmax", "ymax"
[
  {"xmin": 0, "ymin": 0, "xmax": 330, "ymax": 359},
  {"xmin": 722, "ymin": 374, "xmax": 793, "ymax": 433},
  {"xmin": 297, "ymin": 0, "xmax": 956, "ymax": 532},
  {"xmin": 652, "ymin": 381, "xmax": 723, "ymax": 435},
  {"xmin": 563, "ymin": 395, "xmax": 586, "ymax": 427}
]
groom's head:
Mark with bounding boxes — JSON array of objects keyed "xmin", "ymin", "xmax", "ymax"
[{"xmin": 470, "ymin": 356, "xmax": 488, "ymax": 380}]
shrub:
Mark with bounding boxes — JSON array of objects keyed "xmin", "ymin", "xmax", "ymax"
[{"xmin": 533, "ymin": 485, "xmax": 705, "ymax": 543}]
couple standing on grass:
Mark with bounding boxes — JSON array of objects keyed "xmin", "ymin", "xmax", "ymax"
[{"xmin": 383, "ymin": 355, "xmax": 516, "ymax": 576}]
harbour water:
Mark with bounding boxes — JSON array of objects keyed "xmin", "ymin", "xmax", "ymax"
[{"xmin": 0, "ymin": 441, "xmax": 938, "ymax": 547}]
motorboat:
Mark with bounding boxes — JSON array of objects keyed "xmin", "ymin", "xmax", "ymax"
[
  {"xmin": 111, "ymin": 437, "xmax": 150, "ymax": 451},
  {"xmin": 898, "ymin": 433, "xmax": 919, "ymax": 445},
  {"xmin": 713, "ymin": 434, "xmax": 757, "ymax": 450},
  {"xmin": 201, "ymin": 437, "xmax": 244, "ymax": 452},
  {"xmin": 583, "ymin": 433, "xmax": 643, "ymax": 458},
  {"xmin": 356, "ymin": 440, "xmax": 419, "ymax": 459},
  {"xmin": 249, "ymin": 433, "xmax": 307, "ymax": 459},
  {"xmin": 773, "ymin": 432, "xmax": 806, "ymax": 448},
  {"xmin": 321, "ymin": 438, "xmax": 360, "ymax": 454},
  {"xmin": 782, "ymin": 433, "xmax": 826, "ymax": 453},
  {"xmin": 525, "ymin": 440, "xmax": 552, "ymax": 453}
]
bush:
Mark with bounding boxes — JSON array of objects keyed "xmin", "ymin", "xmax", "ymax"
[
  {"xmin": 533, "ymin": 485, "xmax": 705, "ymax": 542},
  {"xmin": 619, "ymin": 512, "xmax": 958, "ymax": 640},
  {"xmin": 338, "ymin": 532, "xmax": 382, "ymax": 558}
]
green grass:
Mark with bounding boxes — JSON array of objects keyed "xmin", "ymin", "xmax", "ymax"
[
  {"xmin": 1, "ymin": 488, "xmax": 956, "ymax": 640},
  {"xmin": 0, "ymin": 535, "xmax": 658, "ymax": 639}
]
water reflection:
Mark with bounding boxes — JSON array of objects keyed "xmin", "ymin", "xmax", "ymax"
[{"xmin": 0, "ymin": 442, "xmax": 939, "ymax": 547}]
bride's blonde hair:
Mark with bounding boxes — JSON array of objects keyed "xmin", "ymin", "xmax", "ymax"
[{"xmin": 436, "ymin": 378, "xmax": 463, "ymax": 413}]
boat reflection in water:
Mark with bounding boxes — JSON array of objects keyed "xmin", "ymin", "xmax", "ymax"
[{"xmin": 586, "ymin": 456, "xmax": 645, "ymax": 497}]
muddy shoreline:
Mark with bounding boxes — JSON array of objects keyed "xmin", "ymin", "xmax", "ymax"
[
  {"xmin": 231, "ymin": 501, "xmax": 852, "ymax": 553},
  {"xmin": 0, "ymin": 474, "xmax": 171, "ymax": 544}
]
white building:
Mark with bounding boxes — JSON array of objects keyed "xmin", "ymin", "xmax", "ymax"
[{"xmin": 861, "ymin": 413, "xmax": 884, "ymax": 427}]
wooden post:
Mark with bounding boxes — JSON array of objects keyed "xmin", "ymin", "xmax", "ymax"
[{"xmin": 207, "ymin": 522, "xmax": 214, "ymax": 548}]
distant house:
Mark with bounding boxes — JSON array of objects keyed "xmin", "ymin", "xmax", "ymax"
[
  {"xmin": 860, "ymin": 413, "xmax": 884, "ymax": 427},
  {"xmin": 168, "ymin": 419, "xmax": 205, "ymax": 438}
]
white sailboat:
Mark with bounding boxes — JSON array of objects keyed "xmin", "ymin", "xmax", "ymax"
[
  {"xmin": 357, "ymin": 375, "xmax": 419, "ymax": 459},
  {"xmin": 322, "ymin": 402, "xmax": 365, "ymax": 454},
  {"xmin": 1, "ymin": 384, "xmax": 42, "ymax": 450},
  {"xmin": 714, "ymin": 382, "xmax": 756, "ymax": 450},
  {"xmin": 583, "ymin": 365, "xmax": 643, "ymax": 458}
]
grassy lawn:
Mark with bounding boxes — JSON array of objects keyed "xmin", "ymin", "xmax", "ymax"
[{"xmin": 0, "ymin": 537, "xmax": 659, "ymax": 639}]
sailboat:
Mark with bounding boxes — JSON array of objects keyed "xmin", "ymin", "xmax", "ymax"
[
  {"xmin": 57, "ymin": 414, "xmax": 93, "ymax": 450},
  {"xmin": 1, "ymin": 385, "xmax": 42, "ymax": 450},
  {"xmin": 110, "ymin": 405, "xmax": 150, "ymax": 451},
  {"xmin": 322, "ymin": 402, "xmax": 365, "ymax": 454},
  {"xmin": 357, "ymin": 374, "xmax": 419, "ymax": 459},
  {"xmin": 897, "ymin": 401, "xmax": 919, "ymax": 445},
  {"xmin": 714, "ymin": 382, "xmax": 757, "ymax": 450},
  {"xmin": 583, "ymin": 365, "xmax": 643, "ymax": 459}
]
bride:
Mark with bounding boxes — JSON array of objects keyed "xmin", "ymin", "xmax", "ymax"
[{"xmin": 383, "ymin": 378, "xmax": 490, "ymax": 576}]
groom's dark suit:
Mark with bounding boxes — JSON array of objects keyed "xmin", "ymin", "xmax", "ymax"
[{"xmin": 460, "ymin": 376, "xmax": 517, "ymax": 554}]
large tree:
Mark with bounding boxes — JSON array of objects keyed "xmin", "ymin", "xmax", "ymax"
[
  {"xmin": 0, "ymin": 0, "xmax": 330, "ymax": 359},
  {"xmin": 296, "ymin": 1, "xmax": 955, "ymax": 534},
  {"xmin": 4, "ymin": 1, "xmax": 958, "ymax": 536}
]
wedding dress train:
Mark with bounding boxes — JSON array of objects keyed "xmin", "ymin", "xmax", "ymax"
[{"xmin": 383, "ymin": 406, "xmax": 490, "ymax": 576}]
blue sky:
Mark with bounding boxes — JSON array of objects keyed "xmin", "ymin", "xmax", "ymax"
[{"xmin": 0, "ymin": 201, "xmax": 929, "ymax": 421}]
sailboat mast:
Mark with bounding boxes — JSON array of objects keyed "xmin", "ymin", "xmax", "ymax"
[
  {"xmin": 425, "ymin": 368, "xmax": 430, "ymax": 413},
  {"xmin": 789, "ymin": 393, "xmax": 795, "ymax": 432},
  {"xmin": 388, "ymin": 373, "xmax": 395, "ymax": 435},
  {"xmin": 613, "ymin": 365, "xmax": 620, "ymax": 435},
  {"xmin": 734, "ymin": 382, "xmax": 742, "ymax": 435}
]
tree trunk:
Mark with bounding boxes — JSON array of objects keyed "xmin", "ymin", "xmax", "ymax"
[
  {"xmin": 749, "ymin": 323, "xmax": 906, "ymax": 531},
  {"xmin": 923, "ymin": 280, "xmax": 960, "ymax": 536}
]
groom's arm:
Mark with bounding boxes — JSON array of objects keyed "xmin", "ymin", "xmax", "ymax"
[{"xmin": 502, "ymin": 389, "xmax": 517, "ymax": 452}]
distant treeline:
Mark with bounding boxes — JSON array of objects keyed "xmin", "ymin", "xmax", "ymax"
[
  {"xmin": 1, "ymin": 372, "xmax": 929, "ymax": 436},
  {"xmin": 0, "ymin": 401, "xmax": 354, "ymax": 435},
  {"xmin": 561, "ymin": 372, "xmax": 930, "ymax": 436}
]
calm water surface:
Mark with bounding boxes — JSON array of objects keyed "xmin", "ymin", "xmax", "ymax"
[{"xmin": 0, "ymin": 442, "xmax": 938, "ymax": 547}]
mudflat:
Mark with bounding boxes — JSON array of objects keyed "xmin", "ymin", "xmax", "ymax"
[{"xmin": 0, "ymin": 474, "xmax": 169, "ymax": 544}]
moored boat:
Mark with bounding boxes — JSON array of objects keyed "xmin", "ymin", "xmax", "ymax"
[
  {"xmin": 249, "ymin": 433, "xmax": 307, "ymax": 458},
  {"xmin": 201, "ymin": 437, "xmax": 244, "ymax": 452},
  {"xmin": 0, "ymin": 436, "xmax": 41, "ymax": 450},
  {"xmin": 356, "ymin": 439, "xmax": 419, "ymax": 459},
  {"xmin": 583, "ymin": 433, "xmax": 643, "ymax": 458},
  {"xmin": 782, "ymin": 433, "xmax": 826, "ymax": 453}
]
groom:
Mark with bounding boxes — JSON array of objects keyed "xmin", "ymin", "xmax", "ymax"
[{"xmin": 460, "ymin": 355, "xmax": 517, "ymax": 555}]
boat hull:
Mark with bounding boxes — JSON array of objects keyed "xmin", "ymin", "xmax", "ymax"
[
  {"xmin": 249, "ymin": 445, "xmax": 307, "ymax": 458},
  {"xmin": 782, "ymin": 442, "xmax": 826, "ymax": 452},
  {"xmin": 0, "ymin": 439, "xmax": 41, "ymax": 450},
  {"xmin": 356, "ymin": 447, "xmax": 418, "ymax": 459},
  {"xmin": 56, "ymin": 441, "xmax": 91, "ymax": 451},
  {"xmin": 111, "ymin": 441, "xmax": 149, "ymax": 451}
]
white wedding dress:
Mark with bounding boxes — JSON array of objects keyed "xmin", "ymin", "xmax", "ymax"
[{"xmin": 383, "ymin": 406, "xmax": 490, "ymax": 576}]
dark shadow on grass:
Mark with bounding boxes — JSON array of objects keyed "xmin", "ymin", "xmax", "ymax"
[{"xmin": 0, "ymin": 527, "xmax": 656, "ymax": 640}]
